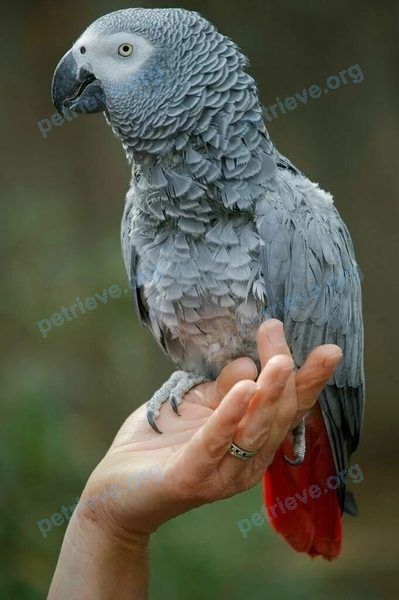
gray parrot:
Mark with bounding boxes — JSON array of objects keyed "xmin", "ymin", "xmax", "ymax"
[{"xmin": 52, "ymin": 8, "xmax": 364, "ymax": 559}]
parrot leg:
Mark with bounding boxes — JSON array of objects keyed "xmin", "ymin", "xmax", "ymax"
[
  {"xmin": 146, "ymin": 370, "xmax": 209, "ymax": 434},
  {"xmin": 284, "ymin": 417, "xmax": 306, "ymax": 466}
]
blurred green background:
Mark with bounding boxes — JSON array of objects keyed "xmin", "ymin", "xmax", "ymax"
[{"xmin": 1, "ymin": 0, "xmax": 398, "ymax": 597}]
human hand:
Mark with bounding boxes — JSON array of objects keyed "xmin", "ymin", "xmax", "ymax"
[{"xmin": 77, "ymin": 319, "xmax": 342, "ymax": 542}]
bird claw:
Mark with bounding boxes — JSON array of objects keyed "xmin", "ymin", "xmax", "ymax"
[
  {"xmin": 284, "ymin": 417, "xmax": 306, "ymax": 467},
  {"xmin": 284, "ymin": 453, "xmax": 304, "ymax": 467},
  {"xmin": 145, "ymin": 371, "xmax": 208, "ymax": 434},
  {"xmin": 147, "ymin": 410, "xmax": 163, "ymax": 434},
  {"xmin": 170, "ymin": 395, "xmax": 181, "ymax": 416}
]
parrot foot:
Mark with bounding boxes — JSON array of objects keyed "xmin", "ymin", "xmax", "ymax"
[
  {"xmin": 284, "ymin": 417, "xmax": 306, "ymax": 466},
  {"xmin": 146, "ymin": 371, "xmax": 209, "ymax": 434}
]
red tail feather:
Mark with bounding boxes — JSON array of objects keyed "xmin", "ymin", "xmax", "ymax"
[{"xmin": 263, "ymin": 406, "xmax": 342, "ymax": 560}]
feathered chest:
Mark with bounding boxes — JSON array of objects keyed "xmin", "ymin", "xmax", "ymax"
[
  {"xmin": 131, "ymin": 192, "xmax": 263, "ymax": 314},
  {"xmin": 121, "ymin": 186, "xmax": 265, "ymax": 372}
]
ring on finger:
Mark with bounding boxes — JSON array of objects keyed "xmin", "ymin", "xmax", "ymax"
[{"xmin": 228, "ymin": 442, "xmax": 257, "ymax": 461}]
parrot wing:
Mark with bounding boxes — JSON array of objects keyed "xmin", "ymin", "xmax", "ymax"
[
  {"xmin": 121, "ymin": 192, "xmax": 175, "ymax": 359},
  {"xmin": 256, "ymin": 168, "xmax": 364, "ymax": 512},
  {"xmin": 121, "ymin": 195, "xmax": 150, "ymax": 328}
]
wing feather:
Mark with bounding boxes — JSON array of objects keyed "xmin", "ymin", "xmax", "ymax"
[
  {"xmin": 121, "ymin": 195, "xmax": 150, "ymax": 328},
  {"xmin": 256, "ymin": 169, "xmax": 364, "ymax": 510}
]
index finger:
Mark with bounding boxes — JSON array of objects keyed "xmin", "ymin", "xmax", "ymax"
[
  {"xmin": 174, "ymin": 380, "xmax": 257, "ymax": 476},
  {"xmin": 257, "ymin": 319, "xmax": 292, "ymax": 368}
]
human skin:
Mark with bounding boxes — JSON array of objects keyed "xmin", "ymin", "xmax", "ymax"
[{"xmin": 48, "ymin": 320, "xmax": 342, "ymax": 599}]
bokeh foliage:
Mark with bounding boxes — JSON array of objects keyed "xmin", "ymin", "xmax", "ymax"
[{"xmin": 1, "ymin": 0, "xmax": 399, "ymax": 597}]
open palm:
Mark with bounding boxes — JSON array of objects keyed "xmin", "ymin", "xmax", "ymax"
[{"xmin": 80, "ymin": 320, "xmax": 342, "ymax": 539}]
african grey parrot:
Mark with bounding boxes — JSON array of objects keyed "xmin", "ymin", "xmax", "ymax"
[{"xmin": 52, "ymin": 8, "xmax": 364, "ymax": 559}]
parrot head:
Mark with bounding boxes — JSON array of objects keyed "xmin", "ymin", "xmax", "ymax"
[{"xmin": 51, "ymin": 8, "xmax": 248, "ymax": 155}]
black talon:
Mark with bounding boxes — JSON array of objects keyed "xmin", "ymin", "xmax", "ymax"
[
  {"xmin": 147, "ymin": 410, "xmax": 163, "ymax": 434},
  {"xmin": 170, "ymin": 395, "xmax": 180, "ymax": 416}
]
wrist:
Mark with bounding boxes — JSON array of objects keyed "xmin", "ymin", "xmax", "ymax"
[
  {"xmin": 74, "ymin": 470, "xmax": 153, "ymax": 548},
  {"xmin": 74, "ymin": 490, "xmax": 150, "ymax": 550},
  {"xmin": 49, "ymin": 500, "xmax": 150, "ymax": 599}
]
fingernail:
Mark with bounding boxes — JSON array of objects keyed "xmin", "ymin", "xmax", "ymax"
[
  {"xmin": 323, "ymin": 350, "xmax": 343, "ymax": 369},
  {"xmin": 267, "ymin": 321, "xmax": 284, "ymax": 345}
]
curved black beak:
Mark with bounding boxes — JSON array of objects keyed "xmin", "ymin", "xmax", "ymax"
[{"xmin": 51, "ymin": 50, "xmax": 106, "ymax": 116}]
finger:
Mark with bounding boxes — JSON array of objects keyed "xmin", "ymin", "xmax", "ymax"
[
  {"xmin": 185, "ymin": 357, "xmax": 257, "ymax": 410},
  {"xmin": 255, "ymin": 324, "xmax": 297, "ymax": 443},
  {"xmin": 215, "ymin": 357, "xmax": 258, "ymax": 402},
  {"xmin": 257, "ymin": 319, "xmax": 292, "ymax": 369},
  {"xmin": 219, "ymin": 355, "xmax": 296, "ymax": 482},
  {"xmin": 295, "ymin": 344, "xmax": 343, "ymax": 417},
  {"xmin": 176, "ymin": 380, "xmax": 257, "ymax": 474},
  {"xmin": 232, "ymin": 355, "xmax": 294, "ymax": 452},
  {"xmin": 260, "ymin": 345, "xmax": 343, "ymax": 458},
  {"xmin": 252, "ymin": 319, "xmax": 297, "ymax": 444}
]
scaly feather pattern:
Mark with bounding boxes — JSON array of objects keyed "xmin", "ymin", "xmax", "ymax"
[{"xmin": 81, "ymin": 8, "xmax": 363, "ymax": 558}]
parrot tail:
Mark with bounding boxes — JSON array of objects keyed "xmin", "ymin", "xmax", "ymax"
[{"xmin": 263, "ymin": 405, "xmax": 342, "ymax": 560}]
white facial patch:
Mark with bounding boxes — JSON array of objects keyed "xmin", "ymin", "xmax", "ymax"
[{"xmin": 72, "ymin": 31, "xmax": 155, "ymax": 84}]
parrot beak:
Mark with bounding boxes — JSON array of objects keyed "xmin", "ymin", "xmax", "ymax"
[{"xmin": 51, "ymin": 50, "xmax": 106, "ymax": 116}]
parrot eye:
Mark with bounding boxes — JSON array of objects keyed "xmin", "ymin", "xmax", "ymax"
[
  {"xmin": 118, "ymin": 43, "xmax": 134, "ymax": 57},
  {"xmin": 80, "ymin": 46, "xmax": 86, "ymax": 54}
]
